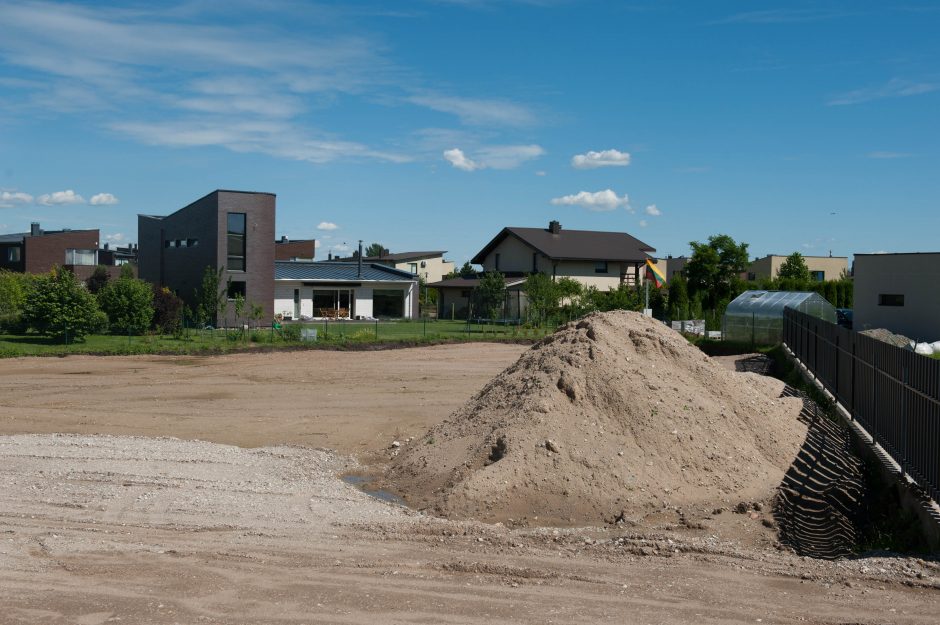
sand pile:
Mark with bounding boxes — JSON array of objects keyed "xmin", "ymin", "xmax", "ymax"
[{"xmin": 386, "ymin": 311, "xmax": 807, "ymax": 526}]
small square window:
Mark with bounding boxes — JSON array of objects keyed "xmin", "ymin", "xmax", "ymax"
[
  {"xmin": 187, "ymin": 238, "xmax": 198, "ymax": 247},
  {"xmin": 878, "ymin": 294, "xmax": 904, "ymax": 307},
  {"xmin": 6, "ymin": 247, "xmax": 20, "ymax": 262},
  {"xmin": 594, "ymin": 261, "xmax": 608, "ymax": 274},
  {"xmin": 227, "ymin": 281, "xmax": 247, "ymax": 300}
]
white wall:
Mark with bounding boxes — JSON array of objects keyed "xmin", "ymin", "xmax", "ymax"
[
  {"xmin": 274, "ymin": 281, "xmax": 416, "ymax": 319},
  {"xmin": 354, "ymin": 286, "xmax": 374, "ymax": 318}
]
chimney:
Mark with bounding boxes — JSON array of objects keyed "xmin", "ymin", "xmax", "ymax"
[
  {"xmin": 548, "ymin": 220, "xmax": 561, "ymax": 234},
  {"xmin": 328, "ymin": 251, "xmax": 333, "ymax": 261},
  {"xmin": 281, "ymin": 235, "xmax": 288, "ymax": 243},
  {"xmin": 357, "ymin": 240, "xmax": 363, "ymax": 278},
  {"xmin": 104, "ymin": 242, "xmax": 110, "ymax": 251},
  {"xmin": 30, "ymin": 222, "xmax": 42, "ymax": 237}
]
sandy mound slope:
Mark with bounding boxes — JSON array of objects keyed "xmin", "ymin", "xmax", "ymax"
[{"xmin": 386, "ymin": 311, "xmax": 806, "ymax": 526}]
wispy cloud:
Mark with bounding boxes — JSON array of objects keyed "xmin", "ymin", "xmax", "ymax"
[
  {"xmin": 550, "ymin": 189, "xmax": 629, "ymax": 212},
  {"xmin": 571, "ymin": 149, "xmax": 630, "ymax": 169},
  {"xmin": 644, "ymin": 204, "xmax": 661, "ymax": 216},
  {"xmin": 38, "ymin": 189, "xmax": 84, "ymax": 205},
  {"xmin": 827, "ymin": 78, "xmax": 940, "ymax": 105},
  {"xmin": 710, "ymin": 9, "xmax": 853, "ymax": 25},
  {"xmin": 90, "ymin": 192, "xmax": 119, "ymax": 205},
  {"xmin": 443, "ymin": 144, "xmax": 544, "ymax": 171},
  {"xmin": 866, "ymin": 151, "xmax": 913, "ymax": 159},
  {"xmin": 410, "ymin": 94, "xmax": 536, "ymax": 127}
]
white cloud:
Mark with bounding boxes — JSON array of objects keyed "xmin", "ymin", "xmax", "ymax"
[
  {"xmin": 443, "ymin": 148, "xmax": 481, "ymax": 171},
  {"xmin": 550, "ymin": 189, "xmax": 629, "ymax": 212},
  {"xmin": 90, "ymin": 192, "xmax": 119, "ymax": 205},
  {"xmin": 639, "ymin": 219, "xmax": 648, "ymax": 228},
  {"xmin": 332, "ymin": 244, "xmax": 350, "ymax": 253},
  {"xmin": 410, "ymin": 94, "xmax": 535, "ymax": 127},
  {"xmin": 827, "ymin": 78, "xmax": 940, "ymax": 106},
  {"xmin": 38, "ymin": 189, "xmax": 84, "ymax": 205},
  {"xmin": 535, "ymin": 170, "xmax": 546, "ymax": 176},
  {"xmin": 105, "ymin": 233, "xmax": 126, "ymax": 243},
  {"xmin": 867, "ymin": 151, "xmax": 912, "ymax": 159},
  {"xmin": 0, "ymin": 190, "xmax": 33, "ymax": 207},
  {"xmin": 317, "ymin": 221, "xmax": 339, "ymax": 231},
  {"xmin": 644, "ymin": 204, "xmax": 661, "ymax": 216},
  {"xmin": 444, "ymin": 144, "xmax": 544, "ymax": 171},
  {"xmin": 571, "ymin": 149, "xmax": 631, "ymax": 169}
]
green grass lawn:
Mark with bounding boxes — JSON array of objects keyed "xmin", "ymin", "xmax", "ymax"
[{"xmin": 0, "ymin": 319, "xmax": 552, "ymax": 358}]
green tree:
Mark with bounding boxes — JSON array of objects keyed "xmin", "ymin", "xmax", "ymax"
[
  {"xmin": 23, "ymin": 267, "xmax": 106, "ymax": 341},
  {"xmin": 668, "ymin": 274, "xmax": 690, "ymax": 320},
  {"xmin": 365, "ymin": 242, "xmax": 386, "ymax": 257},
  {"xmin": 777, "ymin": 252, "xmax": 812, "ymax": 283},
  {"xmin": 98, "ymin": 277, "xmax": 154, "ymax": 334},
  {"xmin": 523, "ymin": 272, "xmax": 558, "ymax": 324},
  {"xmin": 86, "ymin": 265, "xmax": 111, "ymax": 294},
  {"xmin": 685, "ymin": 234, "xmax": 749, "ymax": 309},
  {"xmin": 195, "ymin": 266, "xmax": 224, "ymax": 327},
  {"xmin": 446, "ymin": 261, "xmax": 478, "ymax": 279},
  {"xmin": 119, "ymin": 263, "xmax": 135, "ymax": 280},
  {"xmin": 476, "ymin": 271, "xmax": 506, "ymax": 320},
  {"xmin": 0, "ymin": 271, "xmax": 31, "ymax": 332}
]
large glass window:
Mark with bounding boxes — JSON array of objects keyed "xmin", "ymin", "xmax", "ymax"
[
  {"xmin": 227, "ymin": 281, "xmax": 246, "ymax": 300},
  {"xmin": 6, "ymin": 247, "xmax": 20, "ymax": 262},
  {"xmin": 374, "ymin": 289, "xmax": 405, "ymax": 318},
  {"xmin": 65, "ymin": 248, "xmax": 96, "ymax": 266},
  {"xmin": 227, "ymin": 212, "xmax": 246, "ymax": 271}
]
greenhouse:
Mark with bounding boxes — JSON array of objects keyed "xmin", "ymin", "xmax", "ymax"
[{"xmin": 722, "ymin": 290, "xmax": 836, "ymax": 345}]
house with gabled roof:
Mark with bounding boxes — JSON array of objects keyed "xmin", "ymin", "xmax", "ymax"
[{"xmin": 470, "ymin": 220, "xmax": 656, "ymax": 289}]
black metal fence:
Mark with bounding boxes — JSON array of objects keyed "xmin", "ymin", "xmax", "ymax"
[{"xmin": 783, "ymin": 307, "xmax": 940, "ymax": 503}]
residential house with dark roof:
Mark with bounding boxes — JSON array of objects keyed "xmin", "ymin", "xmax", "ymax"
[
  {"xmin": 274, "ymin": 260, "xmax": 418, "ymax": 320},
  {"xmin": 332, "ymin": 250, "xmax": 454, "ymax": 284},
  {"xmin": 275, "ymin": 236, "xmax": 316, "ymax": 261},
  {"xmin": 471, "ymin": 220, "xmax": 656, "ymax": 289}
]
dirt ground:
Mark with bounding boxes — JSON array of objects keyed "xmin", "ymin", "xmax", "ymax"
[{"xmin": 1, "ymin": 345, "xmax": 938, "ymax": 624}]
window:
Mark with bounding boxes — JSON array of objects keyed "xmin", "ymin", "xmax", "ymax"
[
  {"xmin": 227, "ymin": 280, "xmax": 246, "ymax": 300},
  {"xmin": 6, "ymin": 247, "xmax": 20, "ymax": 262},
  {"xmin": 227, "ymin": 212, "xmax": 247, "ymax": 271},
  {"xmin": 164, "ymin": 240, "xmax": 172, "ymax": 248},
  {"xmin": 495, "ymin": 253, "xmax": 501, "ymax": 271},
  {"xmin": 747, "ymin": 272, "xmax": 756, "ymax": 281},
  {"xmin": 811, "ymin": 270, "xmax": 825, "ymax": 282},
  {"xmin": 65, "ymin": 248, "xmax": 96, "ymax": 266},
  {"xmin": 532, "ymin": 252, "xmax": 538, "ymax": 272},
  {"xmin": 187, "ymin": 238, "xmax": 199, "ymax": 247},
  {"xmin": 879, "ymin": 294, "xmax": 904, "ymax": 307},
  {"xmin": 594, "ymin": 261, "xmax": 608, "ymax": 274},
  {"xmin": 408, "ymin": 262, "xmax": 418, "ymax": 274}
]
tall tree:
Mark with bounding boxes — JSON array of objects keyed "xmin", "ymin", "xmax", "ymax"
[
  {"xmin": 365, "ymin": 242, "xmax": 386, "ymax": 257},
  {"xmin": 476, "ymin": 271, "xmax": 506, "ymax": 320},
  {"xmin": 195, "ymin": 266, "xmax": 224, "ymax": 327},
  {"xmin": 668, "ymin": 274, "xmax": 690, "ymax": 320},
  {"xmin": 86, "ymin": 265, "xmax": 111, "ymax": 294},
  {"xmin": 685, "ymin": 234, "xmax": 749, "ymax": 309},
  {"xmin": 777, "ymin": 252, "xmax": 812, "ymax": 283},
  {"xmin": 98, "ymin": 276, "xmax": 155, "ymax": 335},
  {"xmin": 23, "ymin": 267, "xmax": 105, "ymax": 341}
]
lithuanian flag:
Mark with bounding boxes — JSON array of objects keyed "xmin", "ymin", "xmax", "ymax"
[{"xmin": 645, "ymin": 258, "xmax": 666, "ymax": 288}]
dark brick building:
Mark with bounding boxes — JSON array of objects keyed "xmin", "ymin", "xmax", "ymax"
[
  {"xmin": 274, "ymin": 236, "xmax": 316, "ymax": 261},
  {"xmin": 0, "ymin": 222, "xmax": 101, "ymax": 275},
  {"xmin": 138, "ymin": 190, "xmax": 276, "ymax": 326}
]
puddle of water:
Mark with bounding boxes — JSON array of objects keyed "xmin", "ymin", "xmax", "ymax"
[{"xmin": 342, "ymin": 475, "xmax": 407, "ymax": 507}]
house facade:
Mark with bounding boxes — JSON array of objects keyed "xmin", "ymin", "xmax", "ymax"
[
  {"xmin": 0, "ymin": 222, "xmax": 134, "ymax": 281},
  {"xmin": 748, "ymin": 254, "xmax": 848, "ymax": 282},
  {"xmin": 138, "ymin": 190, "xmax": 276, "ymax": 325},
  {"xmin": 652, "ymin": 255, "xmax": 688, "ymax": 283},
  {"xmin": 853, "ymin": 252, "xmax": 940, "ymax": 341},
  {"xmin": 334, "ymin": 250, "xmax": 454, "ymax": 284},
  {"xmin": 470, "ymin": 220, "xmax": 656, "ymax": 289},
  {"xmin": 274, "ymin": 261, "xmax": 418, "ymax": 320}
]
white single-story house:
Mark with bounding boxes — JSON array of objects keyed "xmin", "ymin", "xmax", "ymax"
[{"xmin": 274, "ymin": 261, "xmax": 418, "ymax": 320}]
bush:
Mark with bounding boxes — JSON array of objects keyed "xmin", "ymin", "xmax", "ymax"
[
  {"xmin": 0, "ymin": 270, "xmax": 32, "ymax": 332},
  {"xmin": 280, "ymin": 324, "xmax": 302, "ymax": 341},
  {"xmin": 97, "ymin": 277, "xmax": 154, "ymax": 335},
  {"xmin": 152, "ymin": 286, "xmax": 183, "ymax": 334},
  {"xmin": 23, "ymin": 267, "xmax": 106, "ymax": 341}
]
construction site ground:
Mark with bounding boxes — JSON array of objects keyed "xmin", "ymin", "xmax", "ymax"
[{"xmin": 0, "ymin": 345, "xmax": 937, "ymax": 624}]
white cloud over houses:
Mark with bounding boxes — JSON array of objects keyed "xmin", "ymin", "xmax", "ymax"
[
  {"xmin": 644, "ymin": 204, "xmax": 661, "ymax": 216},
  {"xmin": 104, "ymin": 232, "xmax": 126, "ymax": 243},
  {"xmin": 443, "ymin": 144, "xmax": 544, "ymax": 171},
  {"xmin": 37, "ymin": 189, "xmax": 84, "ymax": 205},
  {"xmin": 317, "ymin": 221, "xmax": 339, "ymax": 231},
  {"xmin": 0, "ymin": 191, "xmax": 33, "ymax": 207},
  {"xmin": 90, "ymin": 192, "xmax": 119, "ymax": 205},
  {"xmin": 571, "ymin": 149, "xmax": 631, "ymax": 169},
  {"xmin": 550, "ymin": 189, "xmax": 629, "ymax": 212},
  {"xmin": 639, "ymin": 219, "xmax": 648, "ymax": 227}
]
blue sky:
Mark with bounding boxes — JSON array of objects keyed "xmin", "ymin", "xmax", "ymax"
[{"xmin": 0, "ymin": 1, "xmax": 938, "ymax": 266}]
